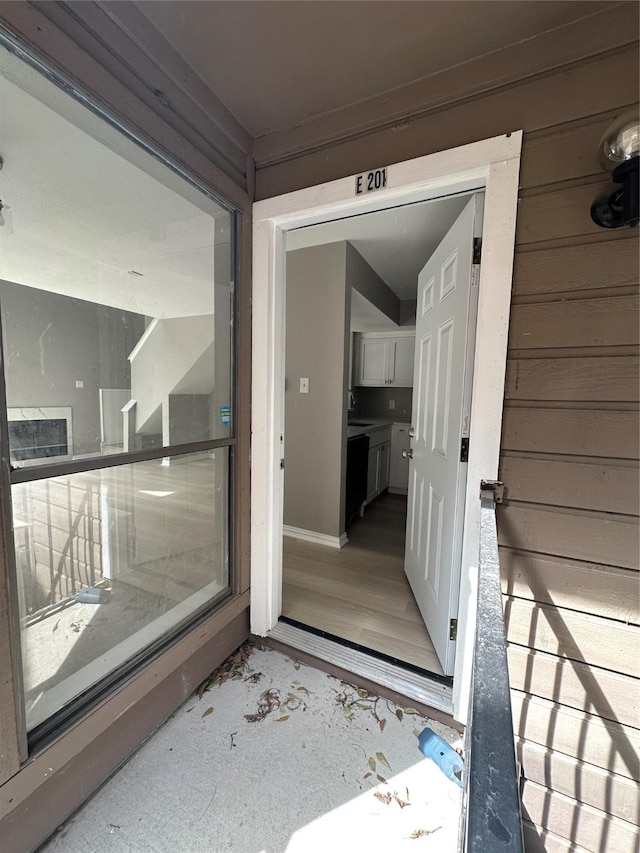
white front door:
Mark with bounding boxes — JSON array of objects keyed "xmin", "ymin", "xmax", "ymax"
[{"xmin": 404, "ymin": 196, "xmax": 480, "ymax": 675}]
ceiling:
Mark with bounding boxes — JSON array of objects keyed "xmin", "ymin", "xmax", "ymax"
[
  {"xmin": 137, "ymin": 1, "xmax": 609, "ymax": 137},
  {"xmin": 286, "ymin": 193, "xmax": 470, "ymax": 301},
  {"xmin": 0, "ymin": 59, "xmax": 227, "ymax": 319}
]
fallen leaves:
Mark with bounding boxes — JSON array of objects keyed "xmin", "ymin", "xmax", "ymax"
[
  {"xmin": 201, "ymin": 707, "xmax": 214, "ymax": 719},
  {"xmin": 408, "ymin": 828, "xmax": 442, "ymax": 839},
  {"xmin": 245, "ymin": 688, "xmax": 282, "ymax": 723},
  {"xmin": 244, "ymin": 684, "xmax": 314, "ymax": 723},
  {"xmin": 372, "ymin": 787, "xmax": 410, "ymax": 809},
  {"xmin": 376, "ymin": 751, "xmax": 391, "ymax": 770},
  {"xmin": 374, "ymin": 792, "xmax": 392, "ymax": 805},
  {"xmin": 196, "ymin": 641, "xmax": 255, "ymax": 698},
  {"xmin": 368, "ymin": 757, "xmax": 377, "ymax": 772}
]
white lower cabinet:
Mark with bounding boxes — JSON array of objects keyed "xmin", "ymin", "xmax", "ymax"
[
  {"xmin": 390, "ymin": 423, "xmax": 411, "ymax": 493},
  {"xmin": 365, "ymin": 427, "xmax": 392, "ymax": 505},
  {"xmin": 366, "ymin": 446, "xmax": 380, "ymax": 503}
]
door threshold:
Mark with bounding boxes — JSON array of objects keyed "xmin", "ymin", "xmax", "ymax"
[{"xmin": 268, "ymin": 620, "xmax": 454, "ymax": 716}]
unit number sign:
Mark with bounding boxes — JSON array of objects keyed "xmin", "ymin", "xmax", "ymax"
[{"xmin": 355, "ymin": 168, "xmax": 388, "ymax": 195}]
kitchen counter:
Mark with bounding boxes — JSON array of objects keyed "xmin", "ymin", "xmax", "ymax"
[{"xmin": 346, "ymin": 418, "xmax": 409, "ymax": 439}]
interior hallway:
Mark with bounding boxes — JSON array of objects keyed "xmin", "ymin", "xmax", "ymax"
[
  {"xmin": 39, "ymin": 645, "xmax": 462, "ymax": 853},
  {"xmin": 283, "ymin": 493, "xmax": 444, "ymax": 676}
]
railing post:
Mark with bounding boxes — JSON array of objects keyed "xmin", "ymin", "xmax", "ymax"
[{"xmin": 460, "ymin": 480, "xmax": 524, "ymax": 852}]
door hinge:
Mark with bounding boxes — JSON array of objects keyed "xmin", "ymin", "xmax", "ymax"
[
  {"xmin": 449, "ymin": 618, "xmax": 458, "ymax": 641},
  {"xmin": 460, "ymin": 437, "xmax": 469, "ymax": 463},
  {"xmin": 280, "ymin": 458, "xmax": 285, "ymax": 469},
  {"xmin": 473, "ymin": 237, "xmax": 482, "ymax": 265}
]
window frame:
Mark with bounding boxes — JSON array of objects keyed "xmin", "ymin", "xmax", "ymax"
[{"xmin": 0, "ymin": 24, "xmax": 242, "ymax": 761}]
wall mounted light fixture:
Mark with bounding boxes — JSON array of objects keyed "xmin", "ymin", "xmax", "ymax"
[{"xmin": 591, "ymin": 110, "xmax": 639, "ymax": 228}]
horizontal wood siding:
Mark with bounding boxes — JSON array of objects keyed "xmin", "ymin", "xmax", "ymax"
[{"xmin": 255, "ymin": 29, "xmax": 640, "ymax": 850}]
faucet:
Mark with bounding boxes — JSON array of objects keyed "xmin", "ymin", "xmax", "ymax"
[{"xmin": 348, "ymin": 389, "xmax": 356, "ymax": 410}]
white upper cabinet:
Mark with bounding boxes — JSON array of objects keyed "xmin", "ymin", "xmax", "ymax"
[
  {"xmin": 358, "ymin": 337, "xmax": 389, "ymax": 385},
  {"xmin": 355, "ymin": 333, "xmax": 415, "ymax": 387},
  {"xmin": 390, "ymin": 336, "xmax": 415, "ymax": 386}
]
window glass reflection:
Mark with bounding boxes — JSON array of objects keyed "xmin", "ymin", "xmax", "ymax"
[{"xmin": 14, "ymin": 450, "xmax": 229, "ymax": 730}]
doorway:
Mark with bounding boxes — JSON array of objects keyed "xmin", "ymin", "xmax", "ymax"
[
  {"xmin": 279, "ymin": 192, "xmax": 482, "ymax": 680},
  {"xmin": 251, "ymin": 135, "xmax": 522, "ymax": 721}
]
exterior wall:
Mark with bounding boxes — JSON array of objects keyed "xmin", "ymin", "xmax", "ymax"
[
  {"xmin": 253, "ymin": 10, "xmax": 640, "ymax": 851},
  {"xmin": 0, "ymin": 4, "xmax": 252, "ymax": 850}
]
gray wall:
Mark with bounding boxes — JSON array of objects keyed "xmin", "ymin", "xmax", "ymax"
[
  {"xmin": 284, "ymin": 243, "xmax": 350, "ymax": 538},
  {"xmin": 346, "ymin": 242, "xmax": 400, "ymax": 324},
  {"xmin": 399, "ymin": 300, "xmax": 417, "ymax": 326},
  {"xmin": 1, "ymin": 281, "xmax": 144, "ymax": 456}
]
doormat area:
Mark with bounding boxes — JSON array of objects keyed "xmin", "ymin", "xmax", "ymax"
[{"xmin": 41, "ymin": 643, "xmax": 463, "ymax": 853}]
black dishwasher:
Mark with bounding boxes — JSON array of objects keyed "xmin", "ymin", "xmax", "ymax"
[{"xmin": 345, "ymin": 434, "xmax": 370, "ymax": 530}]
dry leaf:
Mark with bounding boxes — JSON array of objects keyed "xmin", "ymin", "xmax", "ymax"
[
  {"xmin": 368, "ymin": 757, "xmax": 376, "ymax": 772},
  {"xmin": 394, "ymin": 796, "xmax": 410, "ymax": 809},
  {"xmin": 404, "ymin": 708, "xmax": 419, "ymax": 715},
  {"xmin": 376, "ymin": 751, "xmax": 391, "ymax": 770},
  {"xmin": 373, "ymin": 792, "xmax": 392, "ymax": 805},
  {"xmin": 276, "ymin": 715, "xmax": 290, "ymax": 722},
  {"xmin": 201, "ymin": 707, "xmax": 214, "ymax": 718},
  {"xmin": 52, "ymin": 620, "xmax": 60, "ymax": 633},
  {"xmin": 376, "ymin": 774, "xmax": 387, "ymax": 784},
  {"xmin": 396, "ymin": 708, "xmax": 403, "ymax": 721},
  {"xmin": 363, "ymin": 772, "xmax": 372, "ymax": 780},
  {"xmin": 379, "ymin": 718, "xmax": 387, "ymax": 733},
  {"xmin": 357, "ymin": 687, "xmax": 369, "ymax": 698},
  {"xmin": 293, "ymin": 661, "xmax": 301, "ymax": 670},
  {"xmin": 409, "ymin": 828, "xmax": 441, "ymax": 839},
  {"xmin": 412, "ymin": 728, "xmax": 421, "ymax": 738}
]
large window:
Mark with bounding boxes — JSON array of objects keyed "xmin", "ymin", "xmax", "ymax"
[{"xmin": 0, "ymin": 43, "xmax": 235, "ymax": 739}]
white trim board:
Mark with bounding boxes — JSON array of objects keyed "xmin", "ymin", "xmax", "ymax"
[
  {"xmin": 251, "ymin": 133, "xmax": 522, "ymax": 725},
  {"xmin": 283, "ymin": 526, "xmax": 348, "ymax": 549}
]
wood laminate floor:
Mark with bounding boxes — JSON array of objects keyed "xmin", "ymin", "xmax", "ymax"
[{"xmin": 282, "ymin": 492, "xmax": 444, "ymax": 676}]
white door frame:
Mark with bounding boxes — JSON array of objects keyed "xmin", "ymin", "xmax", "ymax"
[{"xmin": 251, "ymin": 132, "xmax": 522, "ymax": 723}]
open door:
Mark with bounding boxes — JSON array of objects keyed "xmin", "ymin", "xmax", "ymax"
[{"xmin": 404, "ymin": 195, "xmax": 480, "ymax": 675}]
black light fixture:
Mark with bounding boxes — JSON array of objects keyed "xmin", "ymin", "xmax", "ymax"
[{"xmin": 591, "ymin": 110, "xmax": 639, "ymax": 228}]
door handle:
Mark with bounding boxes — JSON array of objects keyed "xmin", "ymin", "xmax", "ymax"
[
  {"xmin": 408, "ymin": 427, "xmax": 415, "ymax": 438},
  {"xmin": 402, "ymin": 448, "xmax": 413, "ymax": 459}
]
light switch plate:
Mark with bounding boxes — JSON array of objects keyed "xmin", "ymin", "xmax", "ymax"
[{"xmin": 300, "ymin": 378, "xmax": 309, "ymax": 394}]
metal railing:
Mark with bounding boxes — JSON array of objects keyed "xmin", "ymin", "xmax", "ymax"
[{"xmin": 460, "ymin": 480, "xmax": 524, "ymax": 852}]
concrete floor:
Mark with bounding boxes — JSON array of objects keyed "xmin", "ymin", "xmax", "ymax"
[{"xmin": 39, "ymin": 644, "xmax": 463, "ymax": 853}]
